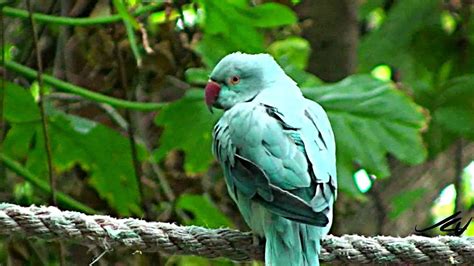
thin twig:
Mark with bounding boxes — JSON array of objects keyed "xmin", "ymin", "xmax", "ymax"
[
  {"xmin": 110, "ymin": 15, "xmax": 145, "ymax": 212},
  {"xmin": 26, "ymin": 0, "xmax": 56, "ymax": 206}
]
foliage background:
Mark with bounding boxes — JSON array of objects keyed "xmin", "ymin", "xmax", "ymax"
[{"xmin": 0, "ymin": 0, "xmax": 473, "ymax": 265}]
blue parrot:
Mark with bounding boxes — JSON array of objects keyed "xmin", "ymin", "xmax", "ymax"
[{"xmin": 205, "ymin": 53, "xmax": 337, "ymax": 266}]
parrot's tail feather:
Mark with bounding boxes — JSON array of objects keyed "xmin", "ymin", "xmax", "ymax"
[{"xmin": 265, "ymin": 218, "xmax": 322, "ymax": 266}]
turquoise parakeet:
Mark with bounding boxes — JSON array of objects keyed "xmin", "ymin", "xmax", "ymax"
[{"xmin": 205, "ymin": 53, "xmax": 337, "ymax": 266}]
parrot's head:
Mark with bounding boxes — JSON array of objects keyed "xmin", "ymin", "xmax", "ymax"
[{"xmin": 205, "ymin": 52, "xmax": 285, "ymax": 112}]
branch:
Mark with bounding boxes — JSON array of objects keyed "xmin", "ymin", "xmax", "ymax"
[
  {"xmin": 4, "ymin": 60, "xmax": 164, "ymax": 111},
  {"xmin": 2, "ymin": 4, "xmax": 162, "ymax": 26},
  {"xmin": 1, "ymin": 203, "xmax": 473, "ymax": 264}
]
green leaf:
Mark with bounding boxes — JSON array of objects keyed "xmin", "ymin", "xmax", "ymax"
[
  {"xmin": 3, "ymin": 84, "xmax": 141, "ymax": 215},
  {"xmin": 432, "ymin": 75, "xmax": 474, "ymax": 141},
  {"xmin": 435, "ymin": 107, "xmax": 474, "ymax": 139},
  {"xmin": 176, "ymin": 193, "xmax": 234, "ymax": 228},
  {"xmin": 267, "ymin": 37, "xmax": 322, "ymax": 88},
  {"xmin": 389, "ymin": 188, "xmax": 427, "ymax": 220},
  {"xmin": 185, "ymin": 68, "xmax": 210, "ymax": 86},
  {"xmin": 196, "ymin": 29, "xmax": 264, "ymax": 67},
  {"xmin": 289, "ymin": 68, "xmax": 323, "ymax": 89},
  {"xmin": 358, "ymin": 0, "xmax": 441, "ymax": 72},
  {"xmin": 268, "ymin": 36, "xmax": 311, "ymax": 70},
  {"xmin": 26, "ymin": 112, "xmax": 142, "ymax": 216},
  {"xmin": 195, "ymin": 0, "xmax": 296, "ymax": 66},
  {"xmin": 303, "ymin": 75, "xmax": 427, "ymax": 194},
  {"xmin": 154, "ymin": 89, "xmax": 219, "ymax": 173},
  {"xmin": 424, "ymin": 119, "xmax": 458, "ymax": 157},
  {"xmin": 3, "ymin": 80, "xmax": 40, "ymax": 122},
  {"xmin": 1, "ymin": 123, "xmax": 36, "ymax": 160},
  {"xmin": 246, "ymin": 3, "xmax": 297, "ymax": 28}
]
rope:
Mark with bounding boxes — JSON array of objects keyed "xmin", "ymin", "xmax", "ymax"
[{"xmin": 0, "ymin": 203, "xmax": 473, "ymax": 264}]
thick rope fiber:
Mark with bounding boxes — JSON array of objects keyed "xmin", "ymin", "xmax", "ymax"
[{"xmin": 0, "ymin": 203, "xmax": 473, "ymax": 264}]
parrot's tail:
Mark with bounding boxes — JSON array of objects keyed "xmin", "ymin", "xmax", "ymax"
[{"xmin": 264, "ymin": 217, "xmax": 323, "ymax": 266}]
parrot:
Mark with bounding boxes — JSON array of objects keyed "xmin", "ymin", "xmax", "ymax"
[{"xmin": 205, "ymin": 52, "xmax": 337, "ymax": 266}]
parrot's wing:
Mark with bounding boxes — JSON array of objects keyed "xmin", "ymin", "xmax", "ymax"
[
  {"xmin": 301, "ymin": 100, "xmax": 337, "ymax": 213},
  {"xmin": 213, "ymin": 101, "xmax": 335, "ymax": 227}
]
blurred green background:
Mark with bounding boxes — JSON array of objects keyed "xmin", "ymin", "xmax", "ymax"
[{"xmin": 0, "ymin": 0, "xmax": 473, "ymax": 265}]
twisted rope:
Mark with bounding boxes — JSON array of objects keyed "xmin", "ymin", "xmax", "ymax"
[{"xmin": 0, "ymin": 203, "xmax": 473, "ymax": 264}]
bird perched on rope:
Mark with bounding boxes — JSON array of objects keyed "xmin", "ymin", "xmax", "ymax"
[{"xmin": 206, "ymin": 52, "xmax": 337, "ymax": 266}]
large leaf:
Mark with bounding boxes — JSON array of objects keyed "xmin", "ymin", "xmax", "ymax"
[
  {"xmin": 432, "ymin": 75, "xmax": 474, "ymax": 141},
  {"xmin": 24, "ymin": 112, "xmax": 142, "ymax": 216},
  {"xmin": 2, "ymin": 81, "xmax": 142, "ymax": 216},
  {"xmin": 2, "ymin": 123, "xmax": 36, "ymax": 160},
  {"xmin": 358, "ymin": 0, "xmax": 441, "ymax": 72},
  {"xmin": 4, "ymin": 81, "xmax": 40, "ymax": 122},
  {"xmin": 303, "ymin": 75, "xmax": 427, "ymax": 194},
  {"xmin": 154, "ymin": 89, "xmax": 220, "ymax": 173},
  {"xmin": 418, "ymin": 75, "xmax": 474, "ymax": 156},
  {"xmin": 245, "ymin": 3, "xmax": 297, "ymax": 28},
  {"xmin": 2, "ymin": 82, "xmax": 39, "ymax": 159}
]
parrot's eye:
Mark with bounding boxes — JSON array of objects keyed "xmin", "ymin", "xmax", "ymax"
[{"xmin": 229, "ymin": 75, "xmax": 240, "ymax": 85}]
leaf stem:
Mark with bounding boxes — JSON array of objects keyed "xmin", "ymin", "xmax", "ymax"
[
  {"xmin": 4, "ymin": 60, "xmax": 165, "ymax": 111},
  {"xmin": 0, "ymin": 153, "xmax": 96, "ymax": 214},
  {"xmin": 2, "ymin": 4, "xmax": 163, "ymax": 26}
]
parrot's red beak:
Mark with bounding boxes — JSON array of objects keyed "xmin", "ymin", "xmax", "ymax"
[{"xmin": 205, "ymin": 80, "xmax": 221, "ymax": 113}]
